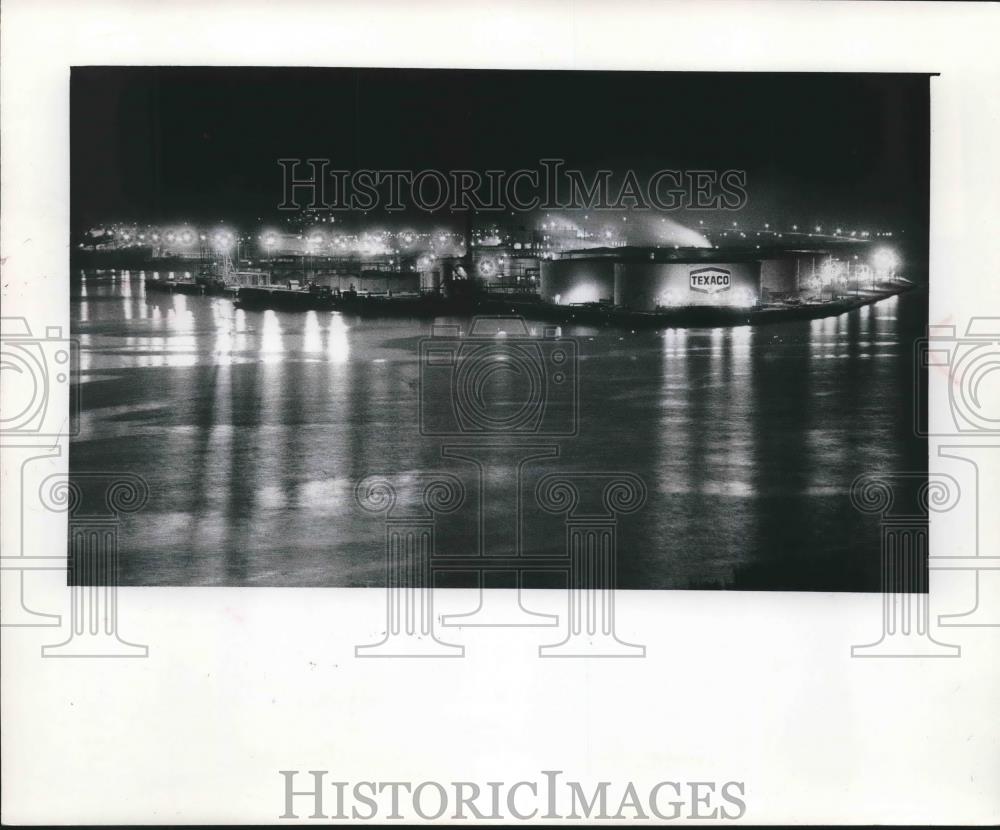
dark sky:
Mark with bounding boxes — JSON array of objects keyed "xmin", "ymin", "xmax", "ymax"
[{"xmin": 71, "ymin": 67, "xmax": 930, "ymax": 251}]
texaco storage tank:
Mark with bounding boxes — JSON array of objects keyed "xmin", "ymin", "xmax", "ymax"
[
  {"xmin": 612, "ymin": 261, "xmax": 761, "ymax": 310},
  {"xmin": 760, "ymin": 257, "xmax": 800, "ymax": 300},
  {"xmin": 539, "ymin": 258, "xmax": 616, "ymax": 305},
  {"xmin": 540, "ymin": 244, "xmax": 860, "ymax": 312}
]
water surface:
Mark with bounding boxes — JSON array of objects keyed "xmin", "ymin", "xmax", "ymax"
[{"xmin": 71, "ymin": 273, "xmax": 926, "ymax": 590}]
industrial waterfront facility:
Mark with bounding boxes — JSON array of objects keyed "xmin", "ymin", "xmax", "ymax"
[
  {"xmin": 539, "ymin": 241, "xmax": 894, "ymax": 311},
  {"xmin": 73, "ymin": 217, "xmax": 909, "ymax": 324}
]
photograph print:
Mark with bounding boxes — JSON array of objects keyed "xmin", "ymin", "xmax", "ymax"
[{"xmin": 69, "ymin": 68, "xmax": 930, "ymax": 592}]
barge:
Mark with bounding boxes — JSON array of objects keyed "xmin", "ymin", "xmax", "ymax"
[
  {"xmin": 145, "ymin": 275, "xmax": 236, "ymax": 296},
  {"xmin": 233, "ymin": 285, "xmax": 479, "ymax": 316},
  {"xmin": 230, "ymin": 279, "xmax": 915, "ymax": 328}
]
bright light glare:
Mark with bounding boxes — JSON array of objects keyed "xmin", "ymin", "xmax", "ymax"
[{"xmin": 872, "ymin": 248, "xmax": 898, "ymax": 272}]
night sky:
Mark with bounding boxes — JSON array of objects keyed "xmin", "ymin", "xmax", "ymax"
[{"xmin": 71, "ymin": 68, "xmax": 930, "ymax": 256}]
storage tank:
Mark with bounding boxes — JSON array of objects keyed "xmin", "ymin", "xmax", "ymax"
[
  {"xmin": 614, "ymin": 261, "xmax": 761, "ymax": 310},
  {"xmin": 540, "ymin": 258, "xmax": 616, "ymax": 305},
  {"xmin": 760, "ymin": 258, "xmax": 799, "ymax": 301}
]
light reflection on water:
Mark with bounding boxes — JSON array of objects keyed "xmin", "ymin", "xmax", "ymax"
[{"xmin": 70, "ymin": 274, "xmax": 926, "ymax": 590}]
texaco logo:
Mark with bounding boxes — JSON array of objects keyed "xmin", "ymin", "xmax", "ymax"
[{"xmin": 689, "ymin": 266, "xmax": 732, "ymax": 294}]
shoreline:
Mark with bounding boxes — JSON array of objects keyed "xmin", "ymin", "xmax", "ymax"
[
  {"xmin": 81, "ymin": 267, "xmax": 919, "ymax": 330},
  {"xmin": 480, "ymin": 280, "xmax": 917, "ymax": 329}
]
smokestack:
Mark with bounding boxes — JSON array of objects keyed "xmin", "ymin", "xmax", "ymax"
[
  {"xmin": 441, "ymin": 210, "xmax": 475, "ymax": 300},
  {"xmin": 463, "ymin": 208, "xmax": 474, "ymax": 271}
]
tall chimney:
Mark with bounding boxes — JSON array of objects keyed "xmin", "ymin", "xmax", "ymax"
[{"xmin": 463, "ymin": 208, "xmax": 474, "ymax": 273}]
